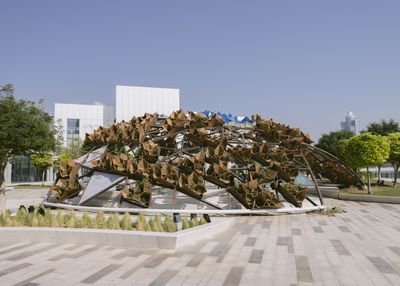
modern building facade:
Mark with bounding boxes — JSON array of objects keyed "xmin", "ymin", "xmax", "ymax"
[
  {"xmin": 340, "ymin": 111, "xmax": 359, "ymax": 134},
  {"xmin": 5, "ymin": 85, "xmax": 179, "ymax": 185},
  {"xmin": 54, "ymin": 103, "xmax": 114, "ymax": 147},
  {"xmin": 116, "ymin": 85, "xmax": 180, "ymax": 122}
]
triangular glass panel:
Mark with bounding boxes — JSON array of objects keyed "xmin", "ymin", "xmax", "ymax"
[
  {"xmin": 74, "ymin": 145, "xmax": 108, "ymax": 168},
  {"xmin": 79, "ymin": 171, "xmax": 125, "ymax": 205},
  {"xmin": 74, "ymin": 153, "xmax": 89, "ymax": 164}
]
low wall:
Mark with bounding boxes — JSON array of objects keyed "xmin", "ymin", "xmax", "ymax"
[
  {"xmin": 0, "ymin": 218, "xmax": 234, "ymax": 249},
  {"xmin": 307, "ymin": 187, "xmax": 400, "ymax": 204}
]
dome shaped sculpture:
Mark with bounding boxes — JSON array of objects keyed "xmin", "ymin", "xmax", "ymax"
[{"xmin": 46, "ymin": 110, "xmax": 363, "ymax": 211}]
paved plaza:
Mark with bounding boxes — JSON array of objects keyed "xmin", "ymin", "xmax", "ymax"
[{"xmin": 1, "ymin": 190, "xmax": 400, "ymax": 285}]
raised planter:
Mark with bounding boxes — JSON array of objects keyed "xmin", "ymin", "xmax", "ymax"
[
  {"xmin": 0, "ymin": 218, "xmax": 234, "ymax": 249},
  {"xmin": 307, "ymin": 186, "xmax": 400, "ymax": 204}
]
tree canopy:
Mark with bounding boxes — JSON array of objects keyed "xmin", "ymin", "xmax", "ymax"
[
  {"xmin": 387, "ymin": 132, "xmax": 400, "ymax": 186},
  {"xmin": 365, "ymin": 119, "xmax": 400, "ymax": 135},
  {"xmin": 31, "ymin": 153, "xmax": 53, "ymax": 186},
  {"xmin": 0, "ymin": 84, "xmax": 59, "ymax": 186},
  {"xmin": 343, "ymin": 133, "xmax": 390, "ymax": 193},
  {"xmin": 344, "ymin": 133, "xmax": 389, "ymax": 168},
  {"xmin": 315, "ymin": 130, "xmax": 354, "ymax": 160}
]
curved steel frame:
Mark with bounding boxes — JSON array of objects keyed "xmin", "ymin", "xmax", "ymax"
[{"xmin": 46, "ymin": 110, "xmax": 363, "ymax": 211}]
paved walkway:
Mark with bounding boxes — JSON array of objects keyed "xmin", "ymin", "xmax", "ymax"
[{"xmin": 1, "ymin": 193, "xmax": 400, "ymax": 285}]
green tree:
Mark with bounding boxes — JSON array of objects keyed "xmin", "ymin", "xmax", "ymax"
[
  {"xmin": 344, "ymin": 133, "xmax": 390, "ymax": 194},
  {"xmin": 55, "ymin": 138, "xmax": 83, "ymax": 167},
  {"xmin": 365, "ymin": 119, "xmax": 400, "ymax": 181},
  {"xmin": 387, "ymin": 133, "xmax": 400, "ymax": 187},
  {"xmin": 315, "ymin": 130, "xmax": 354, "ymax": 160},
  {"xmin": 30, "ymin": 153, "xmax": 53, "ymax": 186},
  {"xmin": 365, "ymin": 119, "xmax": 400, "ymax": 135},
  {"xmin": 0, "ymin": 84, "xmax": 59, "ymax": 213},
  {"xmin": 336, "ymin": 138, "xmax": 351, "ymax": 165}
]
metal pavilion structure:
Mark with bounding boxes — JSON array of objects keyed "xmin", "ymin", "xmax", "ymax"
[{"xmin": 44, "ymin": 110, "xmax": 363, "ymax": 213}]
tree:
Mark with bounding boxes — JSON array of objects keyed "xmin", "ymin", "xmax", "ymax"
[
  {"xmin": 30, "ymin": 153, "xmax": 53, "ymax": 186},
  {"xmin": 344, "ymin": 133, "xmax": 390, "ymax": 194},
  {"xmin": 336, "ymin": 138, "xmax": 351, "ymax": 165},
  {"xmin": 315, "ymin": 130, "xmax": 354, "ymax": 160},
  {"xmin": 0, "ymin": 84, "xmax": 59, "ymax": 213},
  {"xmin": 365, "ymin": 119, "xmax": 400, "ymax": 135},
  {"xmin": 365, "ymin": 119, "xmax": 400, "ymax": 182},
  {"xmin": 387, "ymin": 133, "xmax": 400, "ymax": 187},
  {"xmin": 55, "ymin": 138, "xmax": 83, "ymax": 166}
]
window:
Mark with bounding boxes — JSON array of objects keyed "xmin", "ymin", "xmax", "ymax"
[
  {"xmin": 67, "ymin": 118, "xmax": 80, "ymax": 147},
  {"xmin": 11, "ymin": 156, "xmax": 42, "ymax": 183},
  {"xmin": 67, "ymin": 118, "xmax": 80, "ymax": 134}
]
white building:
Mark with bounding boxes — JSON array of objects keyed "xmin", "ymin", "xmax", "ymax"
[
  {"xmin": 116, "ymin": 85, "xmax": 180, "ymax": 122},
  {"xmin": 54, "ymin": 103, "xmax": 114, "ymax": 147},
  {"xmin": 340, "ymin": 111, "xmax": 359, "ymax": 135},
  {"xmin": 6, "ymin": 85, "xmax": 180, "ymax": 185}
]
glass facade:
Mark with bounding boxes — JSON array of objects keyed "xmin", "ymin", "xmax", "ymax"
[
  {"xmin": 67, "ymin": 118, "xmax": 80, "ymax": 147},
  {"xmin": 11, "ymin": 156, "xmax": 42, "ymax": 183}
]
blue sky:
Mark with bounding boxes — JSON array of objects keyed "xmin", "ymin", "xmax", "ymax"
[{"xmin": 1, "ymin": 0, "xmax": 399, "ymax": 140}]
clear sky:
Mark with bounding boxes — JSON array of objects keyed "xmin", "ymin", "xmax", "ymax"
[{"xmin": 1, "ymin": 0, "xmax": 399, "ymax": 140}]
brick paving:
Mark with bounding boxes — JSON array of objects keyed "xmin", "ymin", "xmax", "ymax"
[{"xmin": 1, "ymin": 197, "xmax": 400, "ymax": 285}]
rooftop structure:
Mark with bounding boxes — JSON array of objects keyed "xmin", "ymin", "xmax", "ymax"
[{"xmin": 115, "ymin": 85, "xmax": 180, "ymax": 122}]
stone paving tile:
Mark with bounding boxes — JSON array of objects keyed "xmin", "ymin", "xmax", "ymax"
[
  {"xmin": 222, "ymin": 266, "xmax": 243, "ymax": 286},
  {"xmin": 330, "ymin": 239, "xmax": 351, "ymax": 256},
  {"xmin": 81, "ymin": 264, "xmax": 122, "ymax": 284},
  {"xmin": 248, "ymin": 249, "xmax": 264, "ymax": 264},
  {"xmin": 12, "ymin": 269, "xmax": 54, "ymax": 286},
  {"xmin": 215, "ymin": 244, "xmax": 233, "ymax": 263},
  {"xmin": 367, "ymin": 256, "xmax": 397, "ymax": 274},
  {"xmin": 338, "ymin": 225, "xmax": 351, "ymax": 233},
  {"xmin": 48, "ymin": 245, "xmax": 101, "ymax": 261},
  {"xmin": 0, "ymin": 243, "xmax": 32, "ymax": 256},
  {"xmin": 312, "ymin": 226, "xmax": 323, "ymax": 233},
  {"xmin": 244, "ymin": 237, "xmax": 257, "ymax": 247},
  {"xmin": 0, "ymin": 263, "xmax": 32, "ymax": 277},
  {"xmin": 291, "ymin": 228, "xmax": 301, "ymax": 235},
  {"xmin": 148, "ymin": 269, "xmax": 179, "ymax": 286},
  {"xmin": 2, "ymin": 198, "xmax": 400, "ymax": 285},
  {"xmin": 6, "ymin": 244, "xmax": 60, "ymax": 261}
]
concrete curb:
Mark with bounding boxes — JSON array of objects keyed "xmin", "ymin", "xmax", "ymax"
[
  {"xmin": 308, "ymin": 188, "xmax": 400, "ymax": 204},
  {"xmin": 0, "ymin": 218, "xmax": 234, "ymax": 249}
]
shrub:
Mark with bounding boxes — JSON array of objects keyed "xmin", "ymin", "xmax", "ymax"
[
  {"xmin": 121, "ymin": 212, "xmax": 132, "ymax": 230},
  {"xmin": 163, "ymin": 215, "xmax": 176, "ymax": 232},
  {"xmin": 95, "ymin": 212, "xmax": 105, "ymax": 229},
  {"xmin": 148, "ymin": 219, "xmax": 156, "ymax": 231},
  {"xmin": 182, "ymin": 218, "xmax": 190, "ymax": 230},
  {"xmin": 107, "ymin": 213, "xmax": 121, "ymax": 230},
  {"xmin": 154, "ymin": 214, "xmax": 164, "ymax": 232},
  {"xmin": 0, "ymin": 213, "xmax": 5, "ymax": 227},
  {"xmin": 190, "ymin": 218, "xmax": 198, "ymax": 228},
  {"xmin": 135, "ymin": 213, "xmax": 146, "ymax": 231},
  {"xmin": 66, "ymin": 211, "xmax": 78, "ymax": 228},
  {"xmin": 15, "ymin": 208, "xmax": 27, "ymax": 226},
  {"xmin": 81, "ymin": 212, "xmax": 92, "ymax": 228},
  {"xmin": 198, "ymin": 217, "xmax": 207, "ymax": 225},
  {"xmin": 144, "ymin": 222, "xmax": 152, "ymax": 232},
  {"xmin": 55, "ymin": 210, "xmax": 64, "ymax": 227},
  {"xmin": 31, "ymin": 215, "xmax": 39, "ymax": 227},
  {"xmin": 0, "ymin": 208, "xmax": 202, "ymax": 233}
]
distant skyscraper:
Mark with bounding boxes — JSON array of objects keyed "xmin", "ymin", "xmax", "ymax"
[{"xmin": 340, "ymin": 111, "xmax": 359, "ymax": 134}]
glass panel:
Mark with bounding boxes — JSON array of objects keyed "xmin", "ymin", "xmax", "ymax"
[
  {"xmin": 11, "ymin": 155, "xmax": 42, "ymax": 183},
  {"xmin": 67, "ymin": 118, "xmax": 80, "ymax": 135},
  {"xmin": 79, "ymin": 171, "xmax": 125, "ymax": 205}
]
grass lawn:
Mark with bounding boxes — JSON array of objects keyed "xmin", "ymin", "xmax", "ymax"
[{"xmin": 340, "ymin": 181, "xmax": 400, "ymax": 197}]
